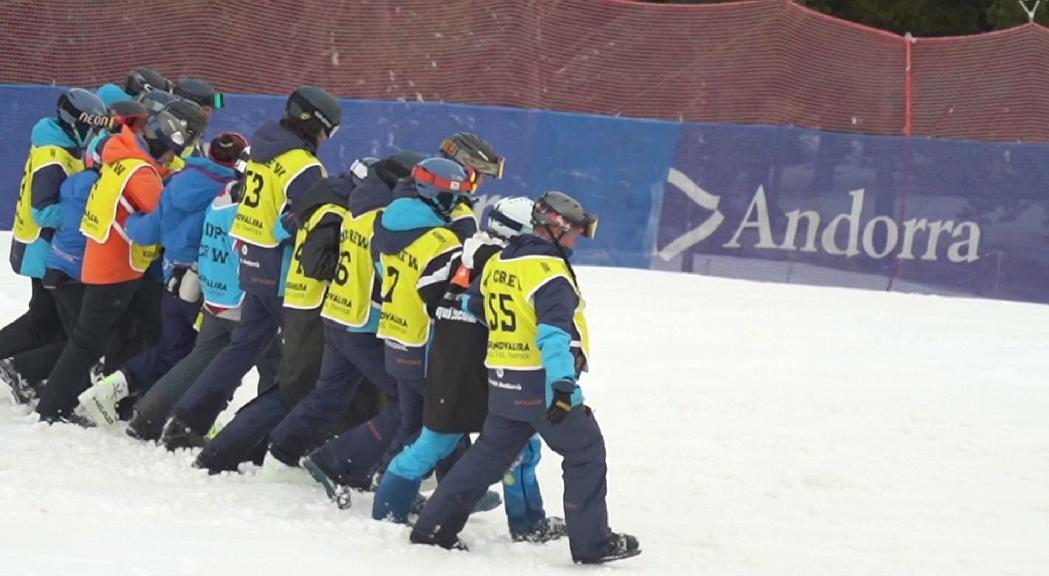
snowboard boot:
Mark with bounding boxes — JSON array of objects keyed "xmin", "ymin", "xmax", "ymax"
[
  {"xmin": 511, "ymin": 516, "xmax": 567, "ymax": 543},
  {"xmin": 301, "ymin": 452, "xmax": 353, "ymax": 510},
  {"xmin": 0, "ymin": 358, "xmax": 38, "ymax": 406},
  {"xmin": 76, "ymin": 370, "xmax": 130, "ymax": 426},
  {"xmin": 472, "ymin": 489, "xmax": 502, "ymax": 514},
  {"xmin": 161, "ymin": 417, "xmax": 206, "ymax": 451},
  {"xmin": 409, "ymin": 527, "xmax": 469, "ymax": 551},
  {"xmin": 575, "ymin": 532, "xmax": 641, "ymax": 564},
  {"xmin": 372, "ymin": 471, "xmax": 423, "ymax": 523}
]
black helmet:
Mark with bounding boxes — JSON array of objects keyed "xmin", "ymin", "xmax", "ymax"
[
  {"xmin": 125, "ymin": 67, "xmax": 173, "ymax": 97},
  {"xmin": 372, "ymin": 149, "xmax": 426, "ymax": 188},
  {"xmin": 143, "ymin": 99, "xmax": 208, "ymax": 158},
  {"xmin": 137, "ymin": 90, "xmax": 179, "ymax": 117},
  {"xmin": 532, "ymin": 191, "xmax": 598, "ymax": 239},
  {"xmin": 439, "ymin": 132, "xmax": 504, "ymax": 178},
  {"xmin": 174, "ymin": 78, "xmax": 220, "ymax": 110},
  {"xmin": 57, "ymin": 88, "xmax": 107, "ymax": 148},
  {"xmin": 106, "ymin": 99, "xmax": 149, "ymax": 133},
  {"xmin": 286, "ymin": 86, "xmax": 341, "ymax": 138}
]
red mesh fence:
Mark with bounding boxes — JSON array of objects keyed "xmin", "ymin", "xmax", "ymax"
[{"xmin": 0, "ymin": 0, "xmax": 1045, "ymax": 141}]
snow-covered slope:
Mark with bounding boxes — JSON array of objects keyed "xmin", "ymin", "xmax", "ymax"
[{"xmin": 1, "ymin": 244, "xmax": 1047, "ymax": 575}]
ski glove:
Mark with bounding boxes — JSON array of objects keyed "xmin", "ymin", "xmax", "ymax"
[
  {"xmin": 546, "ymin": 380, "xmax": 575, "ymax": 424},
  {"xmin": 300, "ymin": 219, "xmax": 340, "ymax": 281}
]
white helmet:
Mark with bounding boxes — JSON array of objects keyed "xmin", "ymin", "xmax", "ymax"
[{"xmin": 487, "ymin": 196, "xmax": 534, "ymax": 239}]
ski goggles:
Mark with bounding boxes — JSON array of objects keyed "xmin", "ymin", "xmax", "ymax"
[
  {"xmin": 570, "ymin": 213, "xmax": 599, "ymax": 239},
  {"xmin": 412, "ymin": 163, "xmax": 478, "ymax": 194}
]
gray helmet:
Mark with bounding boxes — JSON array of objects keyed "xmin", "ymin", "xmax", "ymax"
[
  {"xmin": 143, "ymin": 99, "xmax": 208, "ymax": 157},
  {"xmin": 532, "ymin": 191, "xmax": 598, "ymax": 239},
  {"xmin": 125, "ymin": 67, "xmax": 173, "ymax": 97},
  {"xmin": 439, "ymin": 132, "xmax": 504, "ymax": 178},
  {"xmin": 57, "ymin": 88, "xmax": 107, "ymax": 147}
]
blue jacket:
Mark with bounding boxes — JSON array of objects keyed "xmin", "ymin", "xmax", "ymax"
[
  {"xmin": 372, "ymin": 196, "xmax": 461, "ymax": 379},
  {"xmin": 9, "ymin": 118, "xmax": 80, "ymax": 278},
  {"xmin": 45, "ymin": 168, "xmax": 99, "ymax": 280},
  {"xmin": 465, "ymin": 234, "xmax": 586, "ymax": 422},
  {"xmin": 198, "ymin": 193, "xmax": 244, "ymax": 312},
  {"xmin": 125, "ymin": 156, "xmax": 237, "ymax": 281},
  {"xmin": 390, "ymin": 178, "xmax": 478, "ymax": 242}
]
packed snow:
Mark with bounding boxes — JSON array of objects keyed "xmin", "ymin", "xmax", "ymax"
[{"xmin": 1, "ymin": 232, "xmax": 1047, "ymax": 575}]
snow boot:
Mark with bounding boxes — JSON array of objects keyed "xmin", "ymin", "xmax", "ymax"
[
  {"xmin": 161, "ymin": 416, "xmax": 206, "ymax": 451},
  {"xmin": 372, "ymin": 471, "xmax": 423, "ymax": 523},
  {"xmin": 409, "ymin": 527, "xmax": 468, "ymax": 551},
  {"xmin": 511, "ymin": 516, "xmax": 567, "ymax": 543},
  {"xmin": 0, "ymin": 358, "xmax": 38, "ymax": 406},
  {"xmin": 575, "ymin": 532, "xmax": 641, "ymax": 564},
  {"xmin": 76, "ymin": 370, "xmax": 130, "ymax": 426},
  {"xmin": 301, "ymin": 452, "xmax": 353, "ymax": 510},
  {"xmin": 472, "ymin": 489, "xmax": 502, "ymax": 514}
]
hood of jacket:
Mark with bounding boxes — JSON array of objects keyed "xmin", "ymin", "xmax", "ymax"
[
  {"xmin": 347, "ymin": 172, "xmax": 395, "ymax": 216},
  {"xmin": 501, "ymin": 233, "xmax": 571, "ymax": 261},
  {"xmin": 294, "ymin": 172, "xmax": 354, "ymax": 221},
  {"xmin": 31, "ymin": 117, "xmax": 77, "ymax": 149},
  {"xmin": 167, "ymin": 156, "xmax": 237, "ymax": 212},
  {"xmin": 250, "ymin": 121, "xmax": 315, "ymax": 163},
  {"xmin": 372, "ymin": 197, "xmax": 447, "ymax": 256}
]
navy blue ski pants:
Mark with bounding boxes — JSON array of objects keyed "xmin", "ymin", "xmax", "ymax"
[{"xmin": 122, "ymin": 291, "xmax": 200, "ymax": 394}]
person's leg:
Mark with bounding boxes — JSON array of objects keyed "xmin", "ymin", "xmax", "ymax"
[
  {"xmin": 373, "ymin": 428, "xmax": 463, "ymax": 522},
  {"xmin": 35, "ymin": 280, "xmax": 139, "ymax": 421},
  {"xmin": 170, "ymin": 293, "xmax": 281, "ymax": 436},
  {"xmin": 534, "ymin": 406, "xmax": 611, "ymax": 563},
  {"xmin": 122, "ymin": 292, "xmax": 200, "ymax": 393},
  {"xmin": 196, "ymin": 388, "xmax": 289, "ymax": 473},
  {"xmin": 126, "ymin": 312, "xmax": 235, "ymax": 441},
  {"xmin": 274, "ymin": 308, "xmax": 324, "ymax": 407},
  {"xmin": 410, "ymin": 413, "xmax": 533, "ymax": 549},
  {"xmin": 268, "ymin": 327, "xmax": 364, "ymax": 465},
  {"xmin": 0, "ymin": 278, "xmax": 63, "ymax": 360},
  {"xmin": 504, "ymin": 435, "xmax": 558, "ymax": 537}
]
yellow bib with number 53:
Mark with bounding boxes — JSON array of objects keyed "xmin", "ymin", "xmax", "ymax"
[{"xmin": 230, "ymin": 149, "xmax": 324, "ymax": 248}]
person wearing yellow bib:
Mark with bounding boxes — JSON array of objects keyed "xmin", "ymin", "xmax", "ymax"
[
  {"xmin": 161, "ymin": 86, "xmax": 341, "ymax": 449},
  {"xmin": 0, "ymin": 88, "xmax": 105, "ymax": 372},
  {"xmin": 198, "ymin": 152, "xmax": 423, "ymax": 474},
  {"xmin": 35, "ymin": 100, "xmax": 208, "ymax": 423},
  {"xmin": 300, "ymin": 157, "xmax": 480, "ymax": 505},
  {"xmin": 412, "ymin": 191, "xmax": 641, "ymax": 565}
]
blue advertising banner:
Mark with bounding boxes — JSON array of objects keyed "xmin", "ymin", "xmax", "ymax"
[{"xmin": 2, "ymin": 84, "xmax": 1047, "ymax": 303}]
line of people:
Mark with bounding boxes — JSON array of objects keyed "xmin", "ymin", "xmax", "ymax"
[{"xmin": 1, "ymin": 66, "xmax": 639, "ymax": 565}]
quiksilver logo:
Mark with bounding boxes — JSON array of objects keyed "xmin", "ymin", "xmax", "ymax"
[{"xmin": 659, "ymin": 169, "xmax": 982, "ymax": 264}]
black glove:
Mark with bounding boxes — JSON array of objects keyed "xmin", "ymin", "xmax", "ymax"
[
  {"xmin": 545, "ymin": 380, "xmax": 575, "ymax": 425},
  {"xmin": 299, "ymin": 220, "xmax": 340, "ymax": 280}
]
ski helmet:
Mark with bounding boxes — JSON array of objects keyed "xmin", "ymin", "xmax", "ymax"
[
  {"xmin": 143, "ymin": 99, "xmax": 208, "ymax": 157},
  {"xmin": 532, "ymin": 191, "xmax": 598, "ymax": 239},
  {"xmin": 439, "ymin": 132, "xmax": 504, "ymax": 179},
  {"xmin": 57, "ymin": 88, "xmax": 107, "ymax": 148},
  {"xmin": 286, "ymin": 86, "xmax": 341, "ymax": 138},
  {"xmin": 107, "ymin": 99, "xmax": 148, "ymax": 133},
  {"xmin": 373, "ymin": 149, "xmax": 426, "ymax": 188},
  {"xmin": 487, "ymin": 196, "xmax": 534, "ymax": 240},
  {"xmin": 174, "ymin": 78, "xmax": 221, "ymax": 110},
  {"xmin": 348, "ymin": 157, "xmax": 380, "ymax": 186},
  {"xmin": 125, "ymin": 67, "xmax": 173, "ymax": 97},
  {"xmin": 412, "ymin": 157, "xmax": 476, "ymax": 215},
  {"xmin": 138, "ymin": 90, "xmax": 179, "ymax": 117}
]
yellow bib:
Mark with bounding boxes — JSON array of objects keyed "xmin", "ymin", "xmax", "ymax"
[
  {"xmin": 230, "ymin": 149, "xmax": 324, "ymax": 248},
  {"xmin": 480, "ymin": 254, "xmax": 590, "ymax": 370},
  {"xmin": 13, "ymin": 146, "xmax": 82, "ymax": 243},
  {"xmin": 321, "ymin": 208, "xmax": 382, "ymax": 328},
  {"xmin": 284, "ymin": 204, "xmax": 349, "ymax": 310},
  {"xmin": 81, "ymin": 158, "xmax": 162, "ymax": 272},
  {"xmin": 377, "ymin": 227, "xmax": 461, "ymax": 347},
  {"xmin": 167, "ymin": 153, "xmax": 186, "ymax": 173}
]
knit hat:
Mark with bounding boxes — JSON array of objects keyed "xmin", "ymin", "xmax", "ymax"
[{"xmin": 209, "ymin": 132, "xmax": 249, "ymax": 166}]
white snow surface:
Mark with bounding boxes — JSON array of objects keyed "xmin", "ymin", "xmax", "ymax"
[{"xmin": 1, "ymin": 241, "xmax": 1048, "ymax": 575}]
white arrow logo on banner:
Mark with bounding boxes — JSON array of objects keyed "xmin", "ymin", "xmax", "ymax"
[{"xmin": 658, "ymin": 168, "xmax": 725, "ymax": 261}]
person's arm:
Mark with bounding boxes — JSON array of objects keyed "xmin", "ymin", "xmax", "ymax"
[
  {"xmin": 29, "ymin": 164, "xmax": 68, "ymax": 228},
  {"xmin": 418, "ymin": 248, "xmax": 460, "ymax": 317},
  {"xmin": 123, "ymin": 168, "xmax": 164, "ymax": 244}
]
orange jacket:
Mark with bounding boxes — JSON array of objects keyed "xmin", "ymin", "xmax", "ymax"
[{"xmin": 81, "ymin": 128, "xmax": 169, "ymax": 285}]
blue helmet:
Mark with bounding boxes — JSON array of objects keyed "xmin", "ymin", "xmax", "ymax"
[
  {"xmin": 412, "ymin": 157, "xmax": 475, "ymax": 199},
  {"xmin": 57, "ymin": 88, "xmax": 106, "ymax": 148}
]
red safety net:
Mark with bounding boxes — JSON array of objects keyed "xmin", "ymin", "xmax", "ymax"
[{"xmin": 0, "ymin": 0, "xmax": 1046, "ymax": 141}]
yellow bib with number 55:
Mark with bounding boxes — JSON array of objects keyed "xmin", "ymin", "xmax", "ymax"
[{"xmin": 480, "ymin": 253, "xmax": 590, "ymax": 371}]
